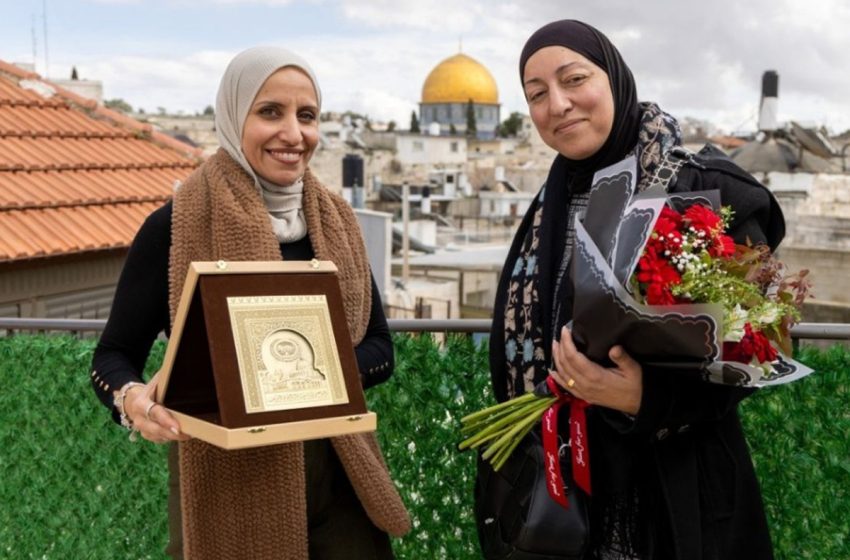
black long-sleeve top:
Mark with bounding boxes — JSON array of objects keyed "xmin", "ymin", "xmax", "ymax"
[{"xmin": 91, "ymin": 201, "xmax": 394, "ymax": 416}]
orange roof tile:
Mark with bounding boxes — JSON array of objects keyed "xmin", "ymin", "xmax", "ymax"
[
  {"xmin": 709, "ymin": 135, "xmax": 749, "ymax": 150},
  {"xmin": 0, "ymin": 202, "xmax": 162, "ymax": 261},
  {"xmin": 0, "ymin": 59, "xmax": 203, "ymax": 264}
]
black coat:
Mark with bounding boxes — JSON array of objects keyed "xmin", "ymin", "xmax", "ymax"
[{"xmin": 488, "ymin": 145, "xmax": 783, "ymax": 560}]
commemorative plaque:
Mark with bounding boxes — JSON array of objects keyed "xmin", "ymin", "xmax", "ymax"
[{"xmin": 154, "ymin": 260, "xmax": 376, "ymax": 449}]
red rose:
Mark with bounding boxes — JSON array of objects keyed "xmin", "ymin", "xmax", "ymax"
[
  {"xmin": 636, "ymin": 250, "xmax": 683, "ymax": 305},
  {"xmin": 684, "ymin": 204, "xmax": 722, "ymax": 234},
  {"xmin": 750, "ymin": 328, "xmax": 778, "ymax": 363},
  {"xmin": 709, "ymin": 234, "xmax": 736, "ymax": 257},
  {"xmin": 723, "ymin": 323, "xmax": 777, "ymax": 364},
  {"xmin": 654, "ymin": 207, "xmax": 683, "ymax": 237},
  {"xmin": 645, "ymin": 282, "xmax": 677, "ymax": 305},
  {"xmin": 650, "ymin": 206, "xmax": 685, "ymax": 254}
]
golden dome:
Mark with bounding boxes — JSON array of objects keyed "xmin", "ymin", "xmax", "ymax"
[{"xmin": 421, "ymin": 53, "xmax": 499, "ymax": 104}]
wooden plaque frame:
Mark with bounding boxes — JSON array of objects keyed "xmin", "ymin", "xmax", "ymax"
[{"xmin": 154, "ymin": 260, "xmax": 376, "ymax": 449}]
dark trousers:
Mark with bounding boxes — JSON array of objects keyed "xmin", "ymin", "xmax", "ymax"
[{"xmin": 166, "ymin": 441, "xmax": 394, "ymax": 559}]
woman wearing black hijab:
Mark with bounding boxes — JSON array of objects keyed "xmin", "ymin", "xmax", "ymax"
[{"xmin": 484, "ymin": 20, "xmax": 781, "ymax": 560}]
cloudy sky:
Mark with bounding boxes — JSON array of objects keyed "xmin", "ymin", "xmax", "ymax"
[{"xmin": 3, "ymin": 0, "xmax": 849, "ymax": 134}]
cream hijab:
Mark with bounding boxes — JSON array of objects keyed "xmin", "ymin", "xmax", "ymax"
[{"xmin": 215, "ymin": 46, "xmax": 323, "ymax": 242}]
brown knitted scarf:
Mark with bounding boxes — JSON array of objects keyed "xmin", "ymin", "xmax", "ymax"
[{"xmin": 169, "ymin": 149, "xmax": 410, "ymax": 559}]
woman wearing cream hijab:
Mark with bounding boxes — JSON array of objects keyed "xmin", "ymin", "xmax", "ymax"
[{"xmin": 91, "ymin": 47, "xmax": 409, "ymax": 559}]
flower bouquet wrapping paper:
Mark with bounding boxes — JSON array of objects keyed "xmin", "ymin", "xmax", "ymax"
[{"xmin": 570, "ymin": 155, "xmax": 812, "ymax": 387}]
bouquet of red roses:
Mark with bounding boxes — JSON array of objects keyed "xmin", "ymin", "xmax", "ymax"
[{"xmin": 632, "ymin": 203, "xmax": 810, "ymax": 375}]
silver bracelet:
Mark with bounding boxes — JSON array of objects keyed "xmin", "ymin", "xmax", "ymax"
[{"xmin": 114, "ymin": 381, "xmax": 146, "ymax": 432}]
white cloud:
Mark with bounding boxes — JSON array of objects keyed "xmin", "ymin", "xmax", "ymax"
[
  {"xmin": 210, "ymin": 0, "xmax": 297, "ymax": 4},
  {"xmin": 42, "ymin": 0, "xmax": 850, "ymax": 133},
  {"xmin": 62, "ymin": 51, "xmax": 232, "ymax": 114}
]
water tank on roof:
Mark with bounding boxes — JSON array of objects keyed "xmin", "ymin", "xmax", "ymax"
[
  {"xmin": 758, "ymin": 70, "xmax": 779, "ymax": 132},
  {"xmin": 342, "ymin": 153, "xmax": 364, "ymax": 188},
  {"xmin": 343, "ymin": 153, "xmax": 364, "ymax": 208},
  {"xmin": 421, "ymin": 186, "xmax": 432, "ymax": 215}
]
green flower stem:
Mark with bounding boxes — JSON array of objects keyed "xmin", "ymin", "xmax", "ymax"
[
  {"xmin": 459, "ymin": 400, "xmax": 534, "ymax": 435},
  {"xmin": 458, "ymin": 399, "xmax": 547, "ymax": 450},
  {"xmin": 490, "ymin": 398, "xmax": 558, "ymax": 471},
  {"xmin": 493, "ymin": 422, "xmax": 533, "ymax": 471},
  {"xmin": 460, "ymin": 429, "xmax": 504, "ymax": 450},
  {"xmin": 481, "ymin": 398, "xmax": 554, "ymax": 461},
  {"xmin": 460, "ymin": 392, "xmax": 536, "ymax": 425}
]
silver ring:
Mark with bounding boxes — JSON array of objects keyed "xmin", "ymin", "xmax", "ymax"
[{"xmin": 144, "ymin": 401, "xmax": 158, "ymax": 421}]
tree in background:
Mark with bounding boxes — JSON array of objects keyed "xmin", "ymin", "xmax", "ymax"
[
  {"xmin": 465, "ymin": 99, "xmax": 477, "ymax": 138},
  {"xmin": 104, "ymin": 98, "xmax": 133, "ymax": 114},
  {"xmin": 202, "ymin": 105, "xmax": 214, "ymax": 116},
  {"xmin": 498, "ymin": 111, "xmax": 524, "ymax": 137},
  {"xmin": 449, "ymin": 124, "xmax": 457, "ymax": 136},
  {"xmin": 410, "ymin": 110, "xmax": 420, "ymax": 133},
  {"xmin": 387, "ymin": 121, "xmax": 397, "ymax": 132}
]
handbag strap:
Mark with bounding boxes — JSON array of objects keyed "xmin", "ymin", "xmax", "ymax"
[{"xmin": 642, "ymin": 146, "xmax": 699, "ymax": 193}]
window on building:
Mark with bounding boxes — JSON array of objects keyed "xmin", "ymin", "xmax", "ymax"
[
  {"xmin": 413, "ymin": 141, "xmax": 424, "ymax": 152},
  {"xmin": 450, "ymin": 141, "xmax": 458, "ymax": 153}
]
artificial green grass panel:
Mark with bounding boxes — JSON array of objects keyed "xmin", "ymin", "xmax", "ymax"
[
  {"xmin": 0, "ymin": 336, "xmax": 170, "ymax": 559},
  {"xmin": 740, "ymin": 345, "xmax": 850, "ymax": 559},
  {"xmin": 368, "ymin": 333, "xmax": 493, "ymax": 558},
  {"xmin": 1, "ymin": 334, "xmax": 847, "ymax": 559}
]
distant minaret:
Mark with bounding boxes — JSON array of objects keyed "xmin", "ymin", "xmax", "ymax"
[{"xmin": 758, "ymin": 70, "xmax": 779, "ymax": 133}]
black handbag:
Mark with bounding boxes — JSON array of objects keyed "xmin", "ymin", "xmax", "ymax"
[{"xmin": 474, "ymin": 430, "xmax": 590, "ymax": 559}]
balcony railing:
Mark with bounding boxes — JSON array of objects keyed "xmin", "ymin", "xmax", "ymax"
[{"xmin": 1, "ymin": 317, "xmax": 850, "ymax": 340}]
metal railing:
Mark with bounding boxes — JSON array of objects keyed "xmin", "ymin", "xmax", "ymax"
[{"xmin": 1, "ymin": 317, "xmax": 850, "ymax": 340}]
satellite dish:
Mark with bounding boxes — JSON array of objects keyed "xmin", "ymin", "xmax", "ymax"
[{"xmin": 790, "ymin": 121, "xmax": 836, "ymax": 159}]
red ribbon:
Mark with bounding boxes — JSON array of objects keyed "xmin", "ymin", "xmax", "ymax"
[{"xmin": 542, "ymin": 376, "xmax": 591, "ymax": 509}]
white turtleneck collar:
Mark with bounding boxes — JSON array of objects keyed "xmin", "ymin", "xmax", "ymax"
[{"xmin": 258, "ymin": 176, "xmax": 307, "ymax": 243}]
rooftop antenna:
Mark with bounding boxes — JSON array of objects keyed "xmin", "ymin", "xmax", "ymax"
[
  {"xmin": 31, "ymin": 14, "xmax": 38, "ymax": 69},
  {"xmin": 42, "ymin": 0, "xmax": 49, "ymax": 78}
]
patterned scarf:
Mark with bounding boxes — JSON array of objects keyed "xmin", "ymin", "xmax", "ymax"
[
  {"xmin": 501, "ymin": 102, "xmax": 682, "ymax": 398},
  {"xmin": 492, "ymin": 102, "xmax": 682, "ymax": 559}
]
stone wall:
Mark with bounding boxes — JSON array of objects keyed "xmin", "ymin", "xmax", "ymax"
[{"xmin": 771, "ymin": 172, "xmax": 850, "ymax": 321}]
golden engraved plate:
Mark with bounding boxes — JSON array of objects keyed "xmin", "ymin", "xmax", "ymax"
[{"xmin": 227, "ymin": 294, "xmax": 350, "ymax": 413}]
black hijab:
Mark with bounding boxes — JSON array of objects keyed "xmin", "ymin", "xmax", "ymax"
[{"xmin": 519, "ymin": 19, "xmax": 641, "ymax": 191}]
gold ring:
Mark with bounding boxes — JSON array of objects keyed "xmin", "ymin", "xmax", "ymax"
[
  {"xmin": 144, "ymin": 401, "xmax": 158, "ymax": 421},
  {"xmin": 566, "ymin": 378, "xmax": 576, "ymax": 389}
]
